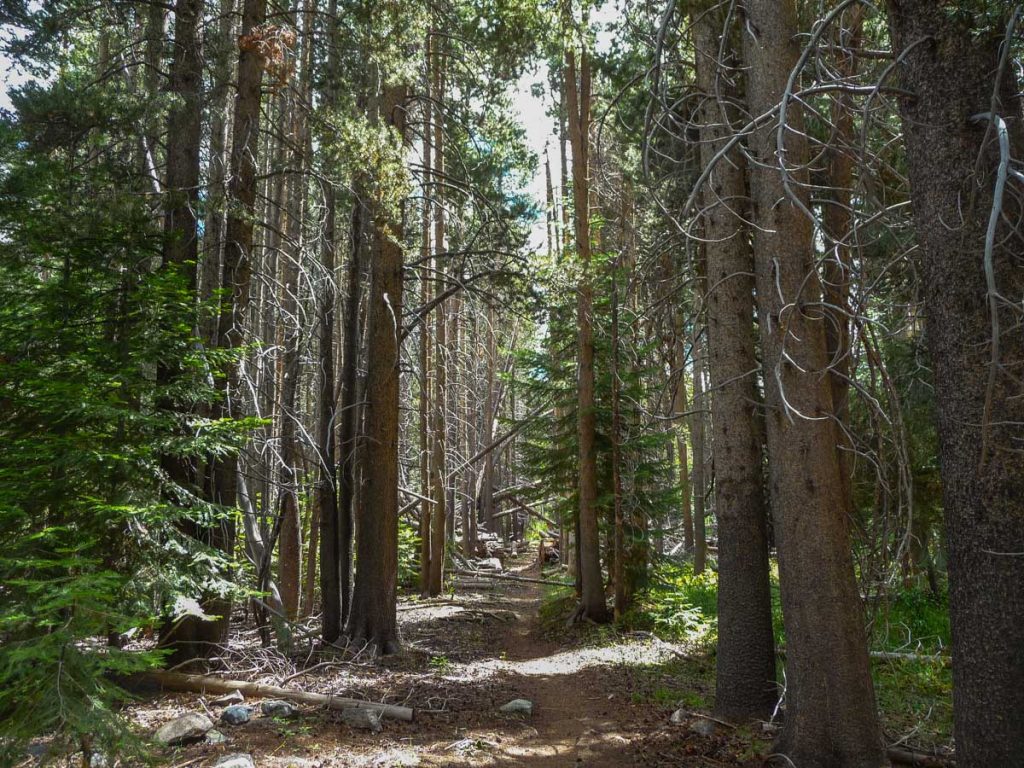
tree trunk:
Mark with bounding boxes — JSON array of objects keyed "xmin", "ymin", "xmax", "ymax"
[
  {"xmin": 689, "ymin": 327, "xmax": 707, "ymax": 575},
  {"xmin": 344, "ymin": 82, "xmax": 408, "ymax": 655},
  {"xmin": 671, "ymin": 311, "xmax": 693, "ymax": 555},
  {"xmin": 338, "ymin": 175, "xmax": 366, "ymax": 626},
  {"xmin": 316, "ymin": 0, "xmax": 344, "ymax": 642},
  {"xmin": 276, "ymin": 7, "xmax": 313, "ymax": 618},
  {"xmin": 157, "ymin": 0, "xmax": 230, "ymax": 665},
  {"xmin": 565, "ymin": 43, "xmax": 608, "ymax": 623},
  {"xmin": 428, "ymin": 30, "xmax": 448, "ymax": 597},
  {"xmin": 742, "ymin": 1, "xmax": 883, "ymax": 764},
  {"xmin": 611, "ymin": 255, "xmax": 624, "ymax": 621},
  {"xmin": 163, "ymin": 0, "xmax": 202, "ymax": 282},
  {"xmin": 692, "ymin": 5, "xmax": 776, "ymax": 722},
  {"xmin": 208, "ymin": 0, "xmax": 265, "ymax": 653},
  {"xmin": 482, "ymin": 305, "xmax": 496, "ymax": 539},
  {"xmin": 822, "ymin": 7, "xmax": 863, "ymax": 514},
  {"xmin": 887, "ymin": 6, "xmax": 1024, "ymax": 766},
  {"xmin": 200, "ymin": 0, "xmax": 236, "ymax": 347}
]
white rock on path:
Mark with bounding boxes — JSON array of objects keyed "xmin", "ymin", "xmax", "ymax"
[
  {"xmin": 265, "ymin": 758, "xmax": 317, "ymax": 768},
  {"xmin": 212, "ymin": 754, "xmax": 256, "ymax": 768},
  {"xmin": 211, "ymin": 690, "xmax": 245, "ymax": 706},
  {"xmin": 499, "ymin": 699, "xmax": 533, "ymax": 715}
]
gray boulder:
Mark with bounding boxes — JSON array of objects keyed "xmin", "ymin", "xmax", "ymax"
[
  {"xmin": 689, "ymin": 717, "xmax": 716, "ymax": 737},
  {"xmin": 154, "ymin": 712, "xmax": 214, "ymax": 746},
  {"xmin": 221, "ymin": 705, "xmax": 253, "ymax": 726},
  {"xmin": 340, "ymin": 707, "xmax": 383, "ymax": 733},
  {"xmin": 261, "ymin": 700, "xmax": 298, "ymax": 718}
]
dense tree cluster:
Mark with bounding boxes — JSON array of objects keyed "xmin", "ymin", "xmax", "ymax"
[{"xmin": 1, "ymin": 0, "xmax": 1021, "ymax": 766}]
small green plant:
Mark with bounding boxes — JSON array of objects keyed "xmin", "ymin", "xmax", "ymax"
[
  {"xmin": 429, "ymin": 655, "xmax": 453, "ymax": 674},
  {"xmin": 623, "ymin": 560, "xmax": 719, "ymax": 646}
]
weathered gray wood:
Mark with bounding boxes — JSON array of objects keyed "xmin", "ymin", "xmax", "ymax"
[
  {"xmin": 144, "ymin": 671, "xmax": 413, "ymax": 721},
  {"xmin": 455, "ymin": 569, "xmax": 572, "ymax": 587}
]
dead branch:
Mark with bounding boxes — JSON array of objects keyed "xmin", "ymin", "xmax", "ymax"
[
  {"xmin": 142, "ymin": 670, "xmax": 414, "ymax": 721},
  {"xmin": 453, "ymin": 569, "xmax": 572, "ymax": 587}
]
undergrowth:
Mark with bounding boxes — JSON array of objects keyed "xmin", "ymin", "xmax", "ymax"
[{"xmin": 538, "ymin": 559, "xmax": 953, "ymax": 750}]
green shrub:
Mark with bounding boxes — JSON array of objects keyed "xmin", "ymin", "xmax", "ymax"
[
  {"xmin": 0, "ymin": 87, "xmax": 239, "ymax": 763},
  {"xmin": 625, "ymin": 559, "xmax": 719, "ymax": 647}
]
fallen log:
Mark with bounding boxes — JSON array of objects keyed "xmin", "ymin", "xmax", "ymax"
[
  {"xmin": 454, "ymin": 569, "xmax": 572, "ymax": 587},
  {"xmin": 142, "ymin": 671, "xmax": 414, "ymax": 722},
  {"xmin": 886, "ymin": 746, "xmax": 955, "ymax": 767},
  {"xmin": 453, "ymin": 579, "xmax": 502, "ymax": 589},
  {"xmin": 871, "ymin": 651, "xmax": 951, "ymax": 666},
  {"xmin": 776, "ymin": 648, "xmax": 950, "ymax": 666}
]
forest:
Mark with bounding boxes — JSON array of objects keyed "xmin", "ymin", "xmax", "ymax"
[{"xmin": 1, "ymin": 0, "xmax": 1022, "ymax": 766}]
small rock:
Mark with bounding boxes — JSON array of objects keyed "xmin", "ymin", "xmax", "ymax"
[
  {"xmin": 88, "ymin": 753, "xmax": 108, "ymax": 768},
  {"xmin": 212, "ymin": 754, "xmax": 256, "ymax": 768},
  {"xmin": 689, "ymin": 717, "xmax": 716, "ymax": 737},
  {"xmin": 220, "ymin": 705, "xmax": 252, "ymax": 726},
  {"xmin": 154, "ymin": 712, "xmax": 214, "ymax": 746},
  {"xmin": 499, "ymin": 698, "xmax": 533, "ymax": 716},
  {"xmin": 261, "ymin": 700, "xmax": 298, "ymax": 718},
  {"xmin": 25, "ymin": 743, "xmax": 49, "ymax": 760},
  {"xmin": 477, "ymin": 558, "xmax": 503, "ymax": 571},
  {"xmin": 669, "ymin": 708, "xmax": 686, "ymax": 724},
  {"xmin": 211, "ymin": 690, "xmax": 245, "ymax": 706},
  {"xmin": 205, "ymin": 729, "xmax": 228, "ymax": 745},
  {"xmin": 341, "ymin": 707, "xmax": 383, "ymax": 733}
]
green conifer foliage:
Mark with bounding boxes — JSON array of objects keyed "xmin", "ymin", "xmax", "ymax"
[{"xmin": 0, "ymin": 74, "xmax": 240, "ymax": 762}]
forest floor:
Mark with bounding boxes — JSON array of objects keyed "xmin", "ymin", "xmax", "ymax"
[{"xmin": 131, "ymin": 546, "xmax": 770, "ymax": 767}]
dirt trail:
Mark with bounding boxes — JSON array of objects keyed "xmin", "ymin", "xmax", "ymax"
[
  {"xmin": 430, "ymin": 553, "xmax": 651, "ymax": 766},
  {"xmin": 136, "ymin": 547, "xmax": 742, "ymax": 767}
]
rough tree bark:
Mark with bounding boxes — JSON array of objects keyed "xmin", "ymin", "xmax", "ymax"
[
  {"xmin": 316, "ymin": 0, "xmax": 345, "ymax": 642},
  {"xmin": 344, "ymin": 82, "xmax": 408, "ymax": 655},
  {"xmin": 276, "ymin": 4, "xmax": 313, "ymax": 619},
  {"xmin": 418, "ymin": 36, "xmax": 433, "ymax": 593},
  {"xmin": 670, "ymin": 309, "xmax": 693, "ymax": 555},
  {"xmin": 482, "ymin": 304, "xmax": 496, "ymax": 539},
  {"xmin": 692, "ymin": 4, "xmax": 776, "ymax": 722},
  {"xmin": 565, "ymin": 40, "xmax": 609, "ymax": 623},
  {"xmin": 688, "ymin": 324, "xmax": 707, "ymax": 575},
  {"xmin": 887, "ymin": 5, "xmax": 1024, "ymax": 766},
  {"xmin": 199, "ymin": 0, "xmax": 236, "ymax": 347},
  {"xmin": 428, "ymin": 29, "xmax": 448, "ymax": 597},
  {"xmin": 156, "ymin": 0, "xmax": 231, "ymax": 664},
  {"xmin": 162, "ymin": 0, "xmax": 202, "ymax": 279},
  {"xmin": 207, "ymin": 0, "xmax": 266, "ymax": 652},
  {"xmin": 337, "ymin": 173, "xmax": 367, "ymax": 626},
  {"xmin": 742, "ymin": 0, "xmax": 884, "ymax": 764},
  {"xmin": 821, "ymin": 7, "xmax": 863, "ymax": 511}
]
